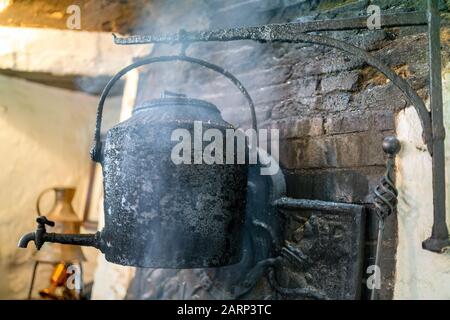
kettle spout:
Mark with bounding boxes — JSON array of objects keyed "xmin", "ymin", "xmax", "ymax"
[{"xmin": 18, "ymin": 232, "xmax": 36, "ymax": 248}]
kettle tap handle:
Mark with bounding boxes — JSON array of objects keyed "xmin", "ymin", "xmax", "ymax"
[
  {"xmin": 36, "ymin": 216, "xmax": 55, "ymax": 227},
  {"xmin": 91, "ymin": 55, "xmax": 258, "ymax": 163}
]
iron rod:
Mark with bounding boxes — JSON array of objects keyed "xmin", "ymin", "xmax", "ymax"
[
  {"xmin": 113, "ymin": 11, "xmax": 427, "ymax": 45},
  {"xmin": 422, "ymin": 0, "xmax": 450, "ymax": 253},
  {"xmin": 43, "ymin": 233, "xmax": 102, "ymax": 249},
  {"xmin": 27, "ymin": 261, "xmax": 39, "ymax": 300},
  {"xmin": 370, "ymin": 218, "xmax": 384, "ymax": 300},
  {"xmin": 273, "ymin": 197, "xmax": 363, "ymax": 214}
]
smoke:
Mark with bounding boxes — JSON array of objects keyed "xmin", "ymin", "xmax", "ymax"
[{"xmin": 129, "ymin": 0, "xmax": 280, "ymax": 131}]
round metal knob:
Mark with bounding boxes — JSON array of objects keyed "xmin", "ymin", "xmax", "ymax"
[{"xmin": 382, "ymin": 136, "xmax": 401, "ymax": 156}]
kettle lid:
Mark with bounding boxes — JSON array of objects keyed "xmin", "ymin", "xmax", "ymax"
[{"xmin": 133, "ymin": 90, "xmax": 219, "ymax": 114}]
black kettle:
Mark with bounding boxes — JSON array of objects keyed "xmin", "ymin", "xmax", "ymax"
[{"xmin": 18, "ymin": 56, "xmax": 258, "ymax": 268}]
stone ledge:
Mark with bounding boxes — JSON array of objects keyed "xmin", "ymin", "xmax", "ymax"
[{"xmin": 0, "ymin": 26, "xmax": 150, "ymax": 78}]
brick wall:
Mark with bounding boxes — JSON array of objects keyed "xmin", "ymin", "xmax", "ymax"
[{"xmin": 134, "ymin": 0, "xmax": 450, "ymax": 299}]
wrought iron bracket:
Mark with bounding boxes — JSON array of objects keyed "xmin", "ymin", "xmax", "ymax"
[{"xmin": 110, "ymin": 0, "xmax": 448, "ymax": 253}]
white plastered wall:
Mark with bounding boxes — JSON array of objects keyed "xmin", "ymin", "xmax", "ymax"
[
  {"xmin": 0, "ymin": 74, "xmax": 121, "ymax": 298},
  {"xmin": 394, "ymin": 63, "xmax": 450, "ymax": 299},
  {"xmin": 0, "ymin": 26, "xmax": 149, "ymax": 299}
]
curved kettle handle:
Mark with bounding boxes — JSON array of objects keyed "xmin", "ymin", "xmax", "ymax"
[{"xmin": 91, "ymin": 55, "xmax": 258, "ymax": 162}]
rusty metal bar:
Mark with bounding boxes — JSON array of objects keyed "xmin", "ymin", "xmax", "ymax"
[
  {"xmin": 113, "ymin": 11, "xmax": 427, "ymax": 45},
  {"xmin": 273, "ymin": 197, "xmax": 363, "ymax": 215},
  {"xmin": 422, "ymin": 0, "xmax": 450, "ymax": 253}
]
